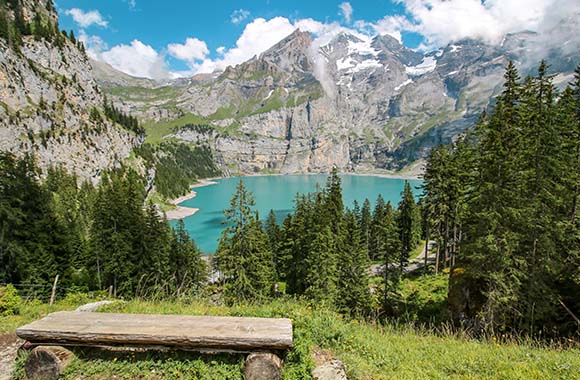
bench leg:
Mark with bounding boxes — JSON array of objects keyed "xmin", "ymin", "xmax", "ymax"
[
  {"xmin": 24, "ymin": 346, "xmax": 74, "ymax": 380},
  {"xmin": 244, "ymin": 352, "xmax": 282, "ymax": 380}
]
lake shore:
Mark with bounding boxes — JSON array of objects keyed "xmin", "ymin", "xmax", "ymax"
[
  {"xmin": 165, "ymin": 179, "xmax": 219, "ymax": 221},
  {"xmin": 165, "ymin": 169, "xmax": 421, "ymax": 221}
]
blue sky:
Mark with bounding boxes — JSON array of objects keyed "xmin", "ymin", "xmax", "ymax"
[{"xmin": 54, "ymin": 0, "xmax": 575, "ymax": 79}]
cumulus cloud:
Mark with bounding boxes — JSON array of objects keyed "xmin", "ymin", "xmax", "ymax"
[
  {"xmin": 339, "ymin": 2, "xmax": 353, "ymax": 24},
  {"xmin": 194, "ymin": 17, "xmax": 297, "ymax": 73},
  {"xmin": 64, "ymin": 8, "xmax": 108, "ymax": 28},
  {"xmin": 168, "ymin": 38, "xmax": 209, "ymax": 62},
  {"xmin": 386, "ymin": 0, "xmax": 578, "ymax": 50},
  {"xmin": 77, "ymin": 30, "xmax": 108, "ymax": 58},
  {"xmin": 230, "ymin": 9, "xmax": 250, "ymax": 24},
  {"xmin": 99, "ymin": 40, "xmax": 170, "ymax": 79},
  {"xmin": 87, "ymin": 0, "xmax": 578, "ymax": 80}
]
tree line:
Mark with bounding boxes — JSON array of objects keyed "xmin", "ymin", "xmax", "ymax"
[
  {"xmin": 216, "ymin": 169, "xmax": 422, "ymax": 316},
  {"xmin": 422, "ymin": 62, "xmax": 580, "ymax": 336},
  {"xmin": 0, "ymin": 153, "xmax": 206, "ymax": 298},
  {"xmin": 0, "ymin": 0, "xmax": 84, "ymax": 53}
]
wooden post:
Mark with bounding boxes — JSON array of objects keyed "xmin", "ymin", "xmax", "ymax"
[
  {"xmin": 49, "ymin": 275, "xmax": 59, "ymax": 306},
  {"xmin": 108, "ymin": 285, "xmax": 113, "ymax": 297},
  {"xmin": 245, "ymin": 353, "xmax": 282, "ymax": 380},
  {"xmin": 25, "ymin": 346, "xmax": 74, "ymax": 380}
]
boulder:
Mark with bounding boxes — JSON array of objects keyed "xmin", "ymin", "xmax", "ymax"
[{"xmin": 312, "ymin": 359, "xmax": 348, "ymax": 380}]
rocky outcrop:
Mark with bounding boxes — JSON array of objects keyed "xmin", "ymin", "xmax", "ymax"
[
  {"xmin": 0, "ymin": 2, "xmax": 140, "ymax": 181},
  {"xmin": 97, "ymin": 29, "xmax": 579, "ymax": 175}
]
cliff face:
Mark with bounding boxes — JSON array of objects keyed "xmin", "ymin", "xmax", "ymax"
[
  {"xmin": 0, "ymin": 0, "xmax": 140, "ymax": 181},
  {"xmin": 96, "ymin": 29, "xmax": 579, "ymax": 175}
]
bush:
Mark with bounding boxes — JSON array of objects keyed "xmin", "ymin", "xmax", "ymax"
[{"xmin": 0, "ymin": 284, "xmax": 22, "ymax": 316}]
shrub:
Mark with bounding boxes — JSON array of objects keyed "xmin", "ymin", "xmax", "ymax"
[{"xmin": 0, "ymin": 284, "xmax": 22, "ymax": 316}]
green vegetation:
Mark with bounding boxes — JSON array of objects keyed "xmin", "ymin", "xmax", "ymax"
[
  {"xmin": 5, "ymin": 298, "xmax": 579, "ymax": 380},
  {"xmin": 143, "ymin": 114, "xmax": 209, "ymax": 144},
  {"xmin": 106, "ymin": 85, "xmax": 182, "ymax": 103},
  {"xmin": 103, "ymin": 100, "xmax": 144, "ymax": 135},
  {"xmin": 136, "ymin": 142, "xmax": 220, "ymax": 198},
  {"xmin": 422, "ymin": 62, "xmax": 580, "ymax": 336},
  {"xmin": 0, "ymin": 153, "xmax": 206, "ymax": 299},
  {"xmin": 0, "ymin": 0, "xmax": 84, "ymax": 53},
  {"xmin": 0, "ymin": 284, "xmax": 21, "ymax": 316}
]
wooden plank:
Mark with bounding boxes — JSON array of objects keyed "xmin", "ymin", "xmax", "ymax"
[{"xmin": 16, "ymin": 312, "xmax": 293, "ymax": 351}]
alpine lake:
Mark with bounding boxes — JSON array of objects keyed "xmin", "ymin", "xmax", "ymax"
[{"xmin": 171, "ymin": 174, "xmax": 423, "ymax": 254}]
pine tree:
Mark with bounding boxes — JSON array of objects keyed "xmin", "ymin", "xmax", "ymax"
[
  {"xmin": 305, "ymin": 225, "xmax": 337, "ymax": 303},
  {"xmin": 264, "ymin": 209, "xmax": 282, "ymax": 280},
  {"xmin": 216, "ymin": 180, "xmax": 274, "ymax": 304},
  {"xmin": 360, "ymin": 198, "xmax": 372, "ymax": 255},
  {"xmin": 369, "ymin": 195, "xmax": 386, "ymax": 261},
  {"xmin": 337, "ymin": 209, "xmax": 371, "ymax": 315},
  {"xmin": 398, "ymin": 181, "xmax": 419, "ymax": 269},
  {"xmin": 170, "ymin": 220, "xmax": 207, "ymax": 296}
]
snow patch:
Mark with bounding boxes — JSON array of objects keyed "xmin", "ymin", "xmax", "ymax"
[
  {"xmin": 348, "ymin": 39, "xmax": 379, "ymax": 57},
  {"xmin": 395, "ymin": 79, "xmax": 413, "ymax": 91},
  {"xmin": 450, "ymin": 45, "xmax": 462, "ymax": 53},
  {"xmin": 263, "ymin": 89, "xmax": 274, "ymax": 100},
  {"xmin": 351, "ymin": 59, "xmax": 382, "ymax": 73},
  {"xmin": 405, "ymin": 56, "xmax": 437, "ymax": 76},
  {"xmin": 337, "ymin": 57, "xmax": 356, "ymax": 71}
]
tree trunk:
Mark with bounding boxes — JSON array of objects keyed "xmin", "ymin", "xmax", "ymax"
[
  {"xmin": 244, "ymin": 353, "xmax": 282, "ymax": 380},
  {"xmin": 25, "ymin": 346, "xmax": 74, "ymax": 380}
]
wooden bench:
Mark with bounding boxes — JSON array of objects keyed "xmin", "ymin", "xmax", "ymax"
[{"xmin": 17, "ymin": 311, "xmax": 293, "ymax": 380}]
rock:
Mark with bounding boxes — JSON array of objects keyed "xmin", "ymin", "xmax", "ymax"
[
  {"xmin": 24, "ymin": 346, "xmax": 74, "ymax": 380},
  {"xmin": 244, "ymin": 352, "xmax": 283, "ymax": 380},
  {"xmin": 74, "ymin": 301, "xmax": 116, "ymax": 312},
  {"xmin": 312, "ymin": 360, "xmax": 348, "ymax": 380}
]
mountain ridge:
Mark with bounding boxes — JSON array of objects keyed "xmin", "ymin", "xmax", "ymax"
[{"xmin": 96, "ymin": 28, "xmax": 579, "ymax": 175}]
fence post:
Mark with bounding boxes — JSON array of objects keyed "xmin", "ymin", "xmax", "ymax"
[{"xmin": 49, "ymin": 275, "xmax": 59, "ymax": 305}]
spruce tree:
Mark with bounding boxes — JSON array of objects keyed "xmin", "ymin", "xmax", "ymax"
[{"xmin": 216, "ymin": 180, "xmax": 274, "ymax": 304}]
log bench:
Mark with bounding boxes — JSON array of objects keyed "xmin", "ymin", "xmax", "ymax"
[{"xmin": 16, "ymin": 311, "xmax": 293, "ymax": 380}]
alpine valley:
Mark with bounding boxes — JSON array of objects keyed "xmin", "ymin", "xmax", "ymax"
[{"xmin": 94, "ymin": 28, "xmax": 578, "ymax": 176}]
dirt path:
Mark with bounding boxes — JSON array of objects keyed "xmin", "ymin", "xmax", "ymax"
[{"xmin": 0, "ymin": 333, "xmax": 23, "ymax": 380}]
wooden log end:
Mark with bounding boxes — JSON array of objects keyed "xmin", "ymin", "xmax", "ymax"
[
  {"xmin": 244, "ymin": 352, "xmax": 283, "ymax": 380},
  {"xmin": 25, "ymin": 346, "xmax": 74, "ymax": 380}
]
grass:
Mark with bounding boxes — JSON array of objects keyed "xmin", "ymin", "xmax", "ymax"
[
  {"xmin": 5, "ymin": 294, "xmax": 580, "ymax": 380},
  {"xmin": 143, "ymin": 114, "xmax": 209, "ymax": 144}
]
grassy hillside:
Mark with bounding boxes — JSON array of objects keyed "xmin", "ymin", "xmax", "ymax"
[{"xmin": 4, "ymin": 296, "xmax": 579, "ymax": 380}]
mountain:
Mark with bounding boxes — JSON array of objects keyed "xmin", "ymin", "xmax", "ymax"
[
  {"xmin": 0, "ymin": 0, "xmax": 141, "ymax": 181},
  {"xmin": 97, "ymin": 29, "xmax": 579, "ymax": 175}
]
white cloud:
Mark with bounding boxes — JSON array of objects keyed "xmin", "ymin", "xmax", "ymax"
[
  {"xmin": 87, "ymin": 0, "xmax": 578, "ymax": 80},
  {"xmin": 77, "ymin": 30, "xmax": 108, "ymax": 58},
  {"xmin": 230, "ymin": 9, "xmax": 250, "ymax": 24},
  {"xmin": 367, "ymin": 15, "xmax": 413, "ymax": 43},
  {"xmin": 389, "ymin": 0, "xmax": 576, "ymax": 49},
  {"xmin": 64, "ymin": 8, "xmax": 108, "ymax": 28},
  {"xmin": 339, "ymin": 2, "xmax": 353, "ymax": 24},
  {"xmin": 168, "ymin": 38, "xmax": 209, "ymax": 62},
  {"xmin": 195, "ymin": 17, "xmax": 297, "ymax": 73},
  {"xmin": 99, "ymin": 40, "xmax": 170, "ymax": 79}
]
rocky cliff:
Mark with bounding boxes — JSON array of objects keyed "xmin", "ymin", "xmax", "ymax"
[
  {"xmin": 96, "ymin": 29, "xmax": 579, "ymax": 175},
  {"xmin": 0, "ymin": 0, "xmax": 140, "ymax": 181}
]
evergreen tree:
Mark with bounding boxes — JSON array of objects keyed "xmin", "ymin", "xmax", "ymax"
[
  {"xmin": 216, "ymin": 180, "xmax": 274, "ymax": 303},
  {"xmin": 360, "ymin": 198, "xmax": 372, "ymax": 255},
  {"xmin": 264, "ymin": 209, "xmax": 282, "ymax": 279},
  {"xmin": 170, "ymin": 220, "xmax": 207, "ymax": 295},
  {"xmin": 338, "ymin": 209, "xmax": 371, "ymax": 315},
  {"xmin": 398, "ymin": 181, "xmax": 419, "ymax": 269}
]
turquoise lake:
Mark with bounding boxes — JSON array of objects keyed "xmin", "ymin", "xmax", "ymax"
[{"xmin": 172, "ymin": 175, "xmax": 423, "ymax": 253}]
